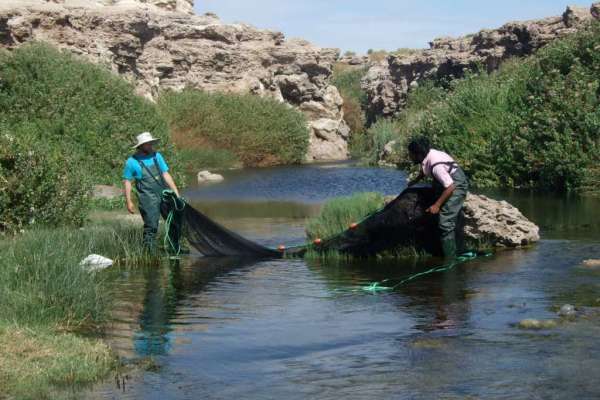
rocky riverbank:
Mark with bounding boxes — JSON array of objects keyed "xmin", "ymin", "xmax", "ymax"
[
  {"xmin": 0, "ymin": 0, "xmax": 349, "ymax": 161},
  {"xmin": 362, "ymin": 3, "xmax": 600, "ymax": 121}
]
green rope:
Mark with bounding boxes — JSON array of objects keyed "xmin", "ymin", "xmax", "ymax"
[
  {"xmin": 362, "ymin": 252, "xmax": 491, "ymax": 293},
  {"xmin": 162, "ymin": 190, "xmax": 186, "ymax": 257}
]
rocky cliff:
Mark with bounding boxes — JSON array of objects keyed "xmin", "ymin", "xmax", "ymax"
[
  {"xmin": 0, "ymin": 0, "xmax": 349, "ymax": 161},
  {"xmin": 362, "ymin": 3, "xmax": 600, "ymax": 120}
]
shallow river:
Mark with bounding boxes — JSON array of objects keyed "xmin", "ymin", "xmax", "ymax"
[{"xmin": 87, "ymin": 163, "xmax": 600, "ymax": 400}]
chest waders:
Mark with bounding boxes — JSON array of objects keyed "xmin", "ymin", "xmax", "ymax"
[
  {"xmin": 431, "ymin": 162, "xmax": 469, "ymax": 259},
  {"xmin": 135, "ymin": 155, "xmax": 167, "ymax": 252}
]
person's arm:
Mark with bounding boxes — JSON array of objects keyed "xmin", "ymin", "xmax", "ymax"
[
  {"xmin": 123, "ymin": 180, "xmax": 135, "ymax": 214},
  {"xmin": 426, "ymin": 184, "xmax": 455, "ymax": 214},
  {"xmin": 407, "ymin": 171, "xmax": 424, "ymax": 187},
  {"xmin": 162, "ymin": 172, "xmax": 180, "ymax": 197}
]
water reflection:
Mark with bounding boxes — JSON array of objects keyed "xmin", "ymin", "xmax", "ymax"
[
  {"xmin": 131, "ymin": 257, "xmax": 259, "ymax": 357},
  {"xmin": 88, "ymin": 164, "xmax": 600, "ymax": 400}
]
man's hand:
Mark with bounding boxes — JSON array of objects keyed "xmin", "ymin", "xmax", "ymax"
[
  {"xmin": 427, "ymin": 184, "xmax": 455, "ymax": 215},
  {"xmin": 426, "ymin": 204, "xmax": 440, "ymax": 214},
  {"xmin": 127, "ymin": 200, "xmax": 136, "ymax": 214}
]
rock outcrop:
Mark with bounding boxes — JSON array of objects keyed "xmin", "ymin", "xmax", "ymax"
[
  {"xmin": 362, "ymin": 3, "xmax": 600, "ymax": 120},
  {"xmin": 463, "ymin": 194, "xmax": 540, "ymax": 248},
  {"xmin": 0, "ymin": 0, "xmax": 349, "ymax": 161}
]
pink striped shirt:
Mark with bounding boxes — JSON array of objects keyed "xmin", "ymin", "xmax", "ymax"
[{"xmin": 421, "ymin": 149, "xmax": 457, "ymax": 188}]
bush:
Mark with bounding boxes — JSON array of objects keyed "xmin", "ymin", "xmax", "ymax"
[
  {"xmin": 158, "ymin": 89, "xmax": 309, "ymax": 168},
  {"xmin": 306, "ymin": 192, "xmax": 384, "ymax": 240},
  {"xmin": 378, "ymin": 23, "xmax": 600, "ymax": 193},
  {"xmin": 355, "ymin": 81, "xmax": 447, "ymax": 163},
  {"xmin": 0, "ymin": 134, "xmax": 90, "ymax": 232},
  {"xmin": 331, "ymin": 63, "xmax": 369, "ymax": 155},
  {"xmin": 0, "ymin": 43, "xmax": 180, "ymax": 230}
]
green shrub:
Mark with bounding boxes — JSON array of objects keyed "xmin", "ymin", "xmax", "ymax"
[
  {"xmin": 331, "ymin": 63, "xmax": 368, "ymax": 154},
  {"xmin": 355, "ymin": 80, "xmax": 446, "ymax": 163},
  {"xmin": 306, "ymin": 192, "xmax": 384, "ymax": 240},
  {"xmin": 0, "ymin": 134, "xmax": 90, "ymax": 232},
  {"xmin": 158, "ymin": 89, "xmax": 309, "ymax": 167},
  {"xmin": 0, "ymin": 43, "xmax": 180, "ymax": 230},
  {"xmin": 0, "ymin": 43, "xmax": 178, "ymax": 184},
  {"xmin": 377, "ymin": 23, "xmax": 600, "ymax": 193}
]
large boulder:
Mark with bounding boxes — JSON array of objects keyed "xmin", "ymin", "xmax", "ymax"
[
  {"xmin": 0, "ymin": 0, "xmax": 349, "ymax": 161},
  {"xmin": 362, "ymin": 3, "xmax": 600, "ymax": 120},
  {"xmin": 463, "ymin": 194, "xmax": 540, "ymax": 248}
]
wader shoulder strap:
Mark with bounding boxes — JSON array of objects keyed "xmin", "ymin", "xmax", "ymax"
[
  {"xmin": 134, "ymin": 154, "xmax": 166, "ymax": 187},
  {"xmin": 430, "ymin": 161, "xmax": 459, "ymax": 176}
]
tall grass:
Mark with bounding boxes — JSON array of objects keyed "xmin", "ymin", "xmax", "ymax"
[
  {"xmin": 0, "ymin": 222, "xmax": 150, "ymax": 329},
  {"xmin": 158, "ymin": 89, "xmax": 310, "ymax": 168},
  {"xmin": 371, "ymin": 23, "xmax": 600, "ymax": 193},
  {"xmin": 306, "ymin": 192, "xmax": 384, "ymax": 240},
  {"xmin": 0, "ymin": 221, "xmax": 158, "ymax": 397}
]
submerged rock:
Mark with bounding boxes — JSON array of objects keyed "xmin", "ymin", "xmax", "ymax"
[
  {"xmin": 0, "ymin": 0, "xmax": 349, "ymax": 161},
  {"xmin": 558, "ymin": 304, "xmax": 577, "ymax": 318},
  {"xmin": 582, "ymin": 259, "xmax": 600, "ymax": 268},
  {"xmin": 517, "ymin": 319, "xmax": 557, "ymax": 330}
]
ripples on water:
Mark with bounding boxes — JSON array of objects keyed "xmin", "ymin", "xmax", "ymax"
[{"xmin": 88, "ymin": 164, "xmax": 600, "ymax": 400}]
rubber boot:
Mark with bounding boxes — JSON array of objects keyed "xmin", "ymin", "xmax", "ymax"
[{"xmin": 442, "ymin": 238, "xmax": 457, "ymax": 260}]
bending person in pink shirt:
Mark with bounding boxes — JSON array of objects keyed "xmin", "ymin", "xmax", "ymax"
[{"xmin": 406, "ymin": 137, "xmax": 469, "ymax": 259}]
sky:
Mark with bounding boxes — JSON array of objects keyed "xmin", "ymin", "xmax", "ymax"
[{"xmin": 197, "ymin": 1, "xmax": 593, "ymax": 53}]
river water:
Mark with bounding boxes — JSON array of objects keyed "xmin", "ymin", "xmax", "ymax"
[{"xmin": 87, "ymin": 163, "xmax": 600, "ymax": 400}]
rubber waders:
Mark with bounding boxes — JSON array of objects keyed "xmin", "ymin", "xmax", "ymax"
[
  {"xmin": 135, "ymin": 156, "xmax": 167, "ymax": 253},
  {"xmin": 435, "ymin": 167, "xmax": 469, "ymax": 259}
]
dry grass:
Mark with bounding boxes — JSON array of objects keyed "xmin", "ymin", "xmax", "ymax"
[{"xmin": 0, "ymin": 325, "xmax": 115, "ymax": 399}]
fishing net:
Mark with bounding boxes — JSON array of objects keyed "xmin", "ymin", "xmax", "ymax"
[
  {"xmin": 161, "ymin": 186, "xmax": 457, "ymax": 258},
  {"xmin": 161, "ymin": 191, "xmax": 279, "ymax": 257}
]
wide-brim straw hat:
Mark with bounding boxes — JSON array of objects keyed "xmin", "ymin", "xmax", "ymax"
[{"xmin": 132, "ymin": 132, "xmax": 160, "ymax": 149}]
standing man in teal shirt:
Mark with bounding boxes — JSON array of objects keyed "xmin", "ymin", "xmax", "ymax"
[{"xmin": 123, "ymin": 132, "xmax": 181, "ymax": 251}]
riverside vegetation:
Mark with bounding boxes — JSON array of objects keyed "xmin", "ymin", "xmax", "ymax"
[
  {"xmin": 0, "ymin": 43, "xmax": 311, "ymax": 397},
  {"xmin": 0, "ymin": 222, "xmax": 153, "ymax": 399},
  {"xmin": 331, "ymin": 63, "xmax": 368, "ymax": 154},
  {"xmin": 157, "ymin": 89, "xmax": 309, "ymax": 171},
  {"xmin": 1, "ymin": 17, "xmax": 598, "ymax": 399},
  {"xmin": 363, "ymin": 22, "xmax": 600, "ymax": 194},
  {"xmin": 0, "ymin": 43, "xmax": 312, "ymax": 232}
]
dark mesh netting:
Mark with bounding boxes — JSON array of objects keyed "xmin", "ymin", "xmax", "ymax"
[
  {"xmin": 161, "ymin": 186, "xmax": 456, "ymax": 258},
  {"xmin": 161, "ymin": 194, "xmax": 280, "ymax": 257}
]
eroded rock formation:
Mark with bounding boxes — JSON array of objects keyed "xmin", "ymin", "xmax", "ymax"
[
  {"xmin": 0, "ymin": 0, "xmax": 349, "ymax": 161},
  {"xmin": 362, "ymin": 3, "xmax": 600, "ymax": 120},
  {"xmin": 463, "ymin": 194, "xmax": 540, "ymax": 248}
]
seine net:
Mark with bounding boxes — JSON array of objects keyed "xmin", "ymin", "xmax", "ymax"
[{"xmin": 162, "ymin": 187, "xmax": 451, "ymax": 258}]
